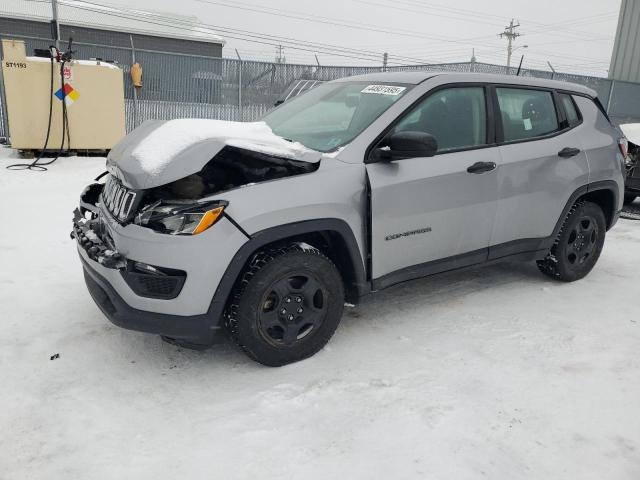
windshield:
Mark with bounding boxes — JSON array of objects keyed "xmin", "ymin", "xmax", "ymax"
[{"xmin": 263, "ymin": 82, "xmax": 412, "ymax": 152}]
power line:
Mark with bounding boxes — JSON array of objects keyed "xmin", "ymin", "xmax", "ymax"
[
  {"xmin": 129, "ymin": 0, "xmax": 616, "ymax": 69},
  {"xmin": 315, "ymin": 0, "xmax": 617, "ymax": 61},
  {"xmin": 28, "ymin": 0, "xmax": 615, "ymax": 74},
  {"xmin": 58, "ymin": 0, "xmax": 437, "ymax": 65},
  {"xmin": 382, "ymin": 0, "xmax": 617, "ymax": 41},
  {"xmin": 67, "ymin": 1, "xmax": 613, "ymax": 72},
  {"xmin": 190, "ymin": 0, "xmax": 502, "ymax": 49},
  {"xmin": 352, "ymin": 0, "xmax": 505, "ymax": 28}
]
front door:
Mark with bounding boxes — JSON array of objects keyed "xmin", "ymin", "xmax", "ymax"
[{"xmin": 366, "ymin": 85, "xmax": 500, "ymax": 286}]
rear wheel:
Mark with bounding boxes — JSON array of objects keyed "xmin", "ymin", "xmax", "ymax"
[
  {"xmin": 226, "ymin": 244, "xmax": 344, "ymax": 366},
  {"xmin": 537, "ymin": 201, "xmax": 606, "ymax": 282},
  {"xmin": 624, "ymin": 193, "xmax": 637, "ymax": 205}
]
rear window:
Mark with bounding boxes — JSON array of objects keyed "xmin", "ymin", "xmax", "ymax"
[
  {"xmin": 559, "ymin": 93, "xmax": 581, "ymax": 127},
  {"xmin": 496, "ymin": 87, "xmax": 559, "ymax": 142}
]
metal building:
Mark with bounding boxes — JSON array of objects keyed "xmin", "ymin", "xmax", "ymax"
[
  {"xmin": 0, "ymin": 0, "xmax": 224, "ymax": 57},
  {"xmin": 609, "ymin": 0, "xmax": 640, "ymax": 82}
]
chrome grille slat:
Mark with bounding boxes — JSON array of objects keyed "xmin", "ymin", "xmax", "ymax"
[{"xmin": 102, "ymin": 176, "xmax": 137, "ymax": 222}]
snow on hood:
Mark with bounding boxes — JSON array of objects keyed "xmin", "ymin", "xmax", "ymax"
[
  {"xmin": 620, "ymin": 123, "xmax": 640, "ymax": 147},
  {"xmin": 107, "ymin": 119, "xmax": 319, "ymax": 189}
]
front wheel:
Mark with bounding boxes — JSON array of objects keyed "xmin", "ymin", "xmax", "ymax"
[
  {"xmin": 537, "ymin": 201, "xmax": 606, "ymax": 282},
  {"xmin": 225, "ymin": 244, "xmax": 345, "ymax": 366}
]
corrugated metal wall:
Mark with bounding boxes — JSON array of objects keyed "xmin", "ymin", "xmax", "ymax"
[{"xmin": 609, "ymin": 0, "xmax": 640, "ymax": 82}]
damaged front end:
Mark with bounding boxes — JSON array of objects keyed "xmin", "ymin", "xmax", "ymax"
[
  {"xmin": 72, "ymin": 181, "xmax": 126, "ymax": 269},
  {"xmin": 135, "ymin": 145, "xmax": 318, "ymax": 202},
  {"xmin": 72, "ymin": 145, "xmax": 318, "ymax": 267},
  {"xmin": 72, "ymin": 184, "xmax": 197, "ymax": 301},
  {"xmin": 116, "ymin": 145, "xmax": 318, "ymax": 236},
  {"xmin": 71, "ymin": 119, "xmax": 329, "ymax": 344},
  {"xmin": 72, "ymin": 206, "xmax": 125, "ymax": 269}
]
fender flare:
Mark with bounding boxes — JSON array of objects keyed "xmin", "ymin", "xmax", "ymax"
[
  {"xmin": 548, "ymin": 180, "xmax": 619, "ymax": 247},
  {"xmin": 206, "ymin": 218, "xmax": 368, "ymax": 326}
]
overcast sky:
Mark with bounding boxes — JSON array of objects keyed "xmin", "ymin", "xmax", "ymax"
[{"xmin": 104, "ymin": 0, "xmax": 620, "ymax": 76}]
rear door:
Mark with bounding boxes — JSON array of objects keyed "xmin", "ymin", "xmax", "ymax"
[
  {"xmin": 489, "ymin": 86, "xmax": 590, "ymax": 257},
  {"xmin": 366, "ymin": 85, "xmax": 501, "ymax": 285}
]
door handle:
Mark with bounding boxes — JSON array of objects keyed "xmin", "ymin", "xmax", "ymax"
[
  {"xmin": 467, "ymin": 161, "xmax": 496, "ymax": 174},
  {"xmin": 558, "ymin": 147, "xmax": 581, "ymax": 158}
]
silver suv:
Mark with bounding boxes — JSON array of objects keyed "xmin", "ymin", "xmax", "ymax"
[{"xmin": 73, "ymin": 72, "xmax": 625, "ymax": 366}]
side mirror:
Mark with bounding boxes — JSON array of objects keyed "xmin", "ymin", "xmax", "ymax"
[{"xmin": 370, "ymin": 131, "xmax": 438, "ymax": 163}]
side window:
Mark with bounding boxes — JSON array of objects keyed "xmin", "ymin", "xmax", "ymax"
[
  {"xmin": 496, "ymin": 88, "xmax": 559, "ymax": 142},
  {"xmin": 393, "ymin": 87, "xmax": 487, "ymax": 153},
  {"xmin": 559, "ymin": 93, "xmax": 581, "ymax": 128}
]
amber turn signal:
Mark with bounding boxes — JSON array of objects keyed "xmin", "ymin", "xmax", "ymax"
[{"xmin": 192, "ymin": 206, "xmax": 225, "ymax": 235}]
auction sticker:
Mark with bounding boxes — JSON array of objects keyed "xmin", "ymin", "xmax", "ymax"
[{"xmin": 361, "ymin": 85, "xmax": 406, "ymax": 95}]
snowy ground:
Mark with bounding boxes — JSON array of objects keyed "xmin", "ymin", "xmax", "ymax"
[{"xmin": 1, "ymin": 146, "xmax": 640, "ymax": 480}]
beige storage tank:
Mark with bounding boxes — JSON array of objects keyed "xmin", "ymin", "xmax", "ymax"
[{"xmin": 1, "ymin": 39, "xmax": 125, "ymax": 151}]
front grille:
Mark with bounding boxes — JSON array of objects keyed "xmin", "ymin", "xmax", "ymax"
[
  {"xmin": 102, "ymin": 176, "xmax": 137, "ymax": 222},
  {"xmin": 121, "ymin": 265, "xmax": 186, "ymax": 300}
]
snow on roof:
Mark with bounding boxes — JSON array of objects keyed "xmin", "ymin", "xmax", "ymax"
[{"xmin": 0, "ymin": 0, "xmax": 224, "ymax": 45}]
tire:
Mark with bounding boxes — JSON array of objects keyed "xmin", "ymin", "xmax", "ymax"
[
  {"xmin": 624, "ymin": 193, "xmax": 637, "ymax": 205},
  {"xmin": 225, "ymin": 244, "xmax": 345, "ymax": 367},
  {"xmin": 537, "ymin": 201, "xmax": 606, "ymax": 282}
]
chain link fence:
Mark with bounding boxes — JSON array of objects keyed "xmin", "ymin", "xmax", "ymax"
[{"xmin": 2, "ymin": 33, "xmax": 640, "ymax": 141}]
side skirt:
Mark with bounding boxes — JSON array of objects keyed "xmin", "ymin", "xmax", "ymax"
[{"xmin": 371, "ymin": 238, "xmax": 550, "ymax": 292}]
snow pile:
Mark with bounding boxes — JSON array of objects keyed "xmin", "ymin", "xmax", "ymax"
[
  {"xmin": 129, "ymin": 119, "xmax": 313, "ymax": 178},
  {"xmin": 1, "ymin": 147, "xmax": 640, "ymax": 479}
]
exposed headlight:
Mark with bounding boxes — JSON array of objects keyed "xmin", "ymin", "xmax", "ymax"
[{"xmin": 134, "ymin": 201, "xmax": 226, "ymax": 235}]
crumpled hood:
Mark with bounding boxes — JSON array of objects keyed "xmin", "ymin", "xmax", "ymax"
[{"xmin": 107, "ymin": 119, "xmax": 320, "ymax": 189}]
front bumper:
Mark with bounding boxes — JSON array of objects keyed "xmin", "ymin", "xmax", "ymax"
[
  {"xmin": 72, "ymin": 195, "xmax": 248, "ymax": 342},
  {"xmin": 81, "ymin": 254, "xmax": 216, "ymax": 343}
]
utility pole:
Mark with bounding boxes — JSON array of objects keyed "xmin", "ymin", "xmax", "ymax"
[
  {"xmin": 275, "ymin": 45, "xmax": 285, "ymax": 64},
  {"xmin": 382, "ymin": 52, "xmax": 388, "ymax": 72},
  {"xmin": 499, "ymin": 19, "xmax": 521, "ymax": 69},
  {"xmin": 51, "ymin": 0, "xmax": 61, "ymax": 49}
]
